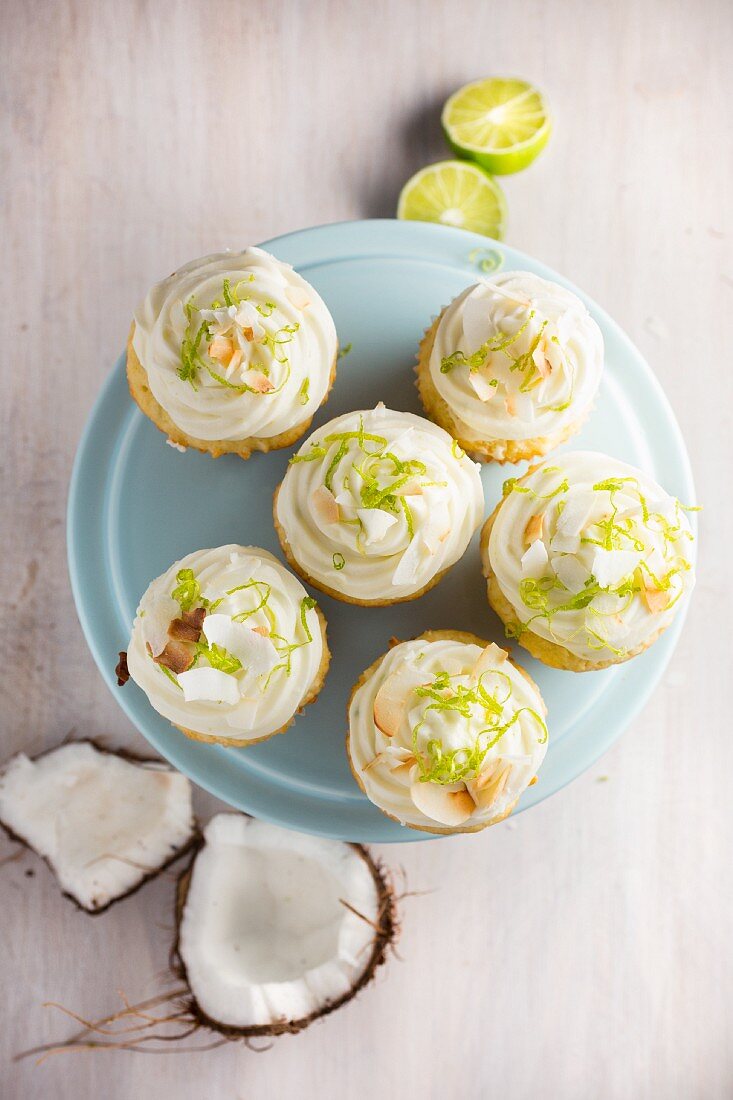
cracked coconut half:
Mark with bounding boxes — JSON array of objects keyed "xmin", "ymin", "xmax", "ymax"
[
  {"xmin": 174, "ymin": 815, "xmax": 395, "ymax": 1036},
  {"xmin": 0, "ymin": 741, "xmax": 195, "ymax": 912}
]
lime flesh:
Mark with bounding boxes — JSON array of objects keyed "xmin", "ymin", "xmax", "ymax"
[
  {"xmin": 442, "ymin": 77, "xmax": 552, "ymax": 175},
  {"xmin": 397, "ymin": 160, "xmax": 507, "ymax": 240}
]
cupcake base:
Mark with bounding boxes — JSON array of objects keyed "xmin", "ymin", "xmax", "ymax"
[
  {"xmin": 272, "ymin": 486, "xmax": 455, "ymax": 607},
  {"xmin": 416, "ymin": 315, "xmax": 588, "ymax": 465},
  {"xmin": 345, "ymin": 629, "xmax": 545, "ymax": 835},
  {"xmin": 480, "ymin": 503, "xmax": 665, "ymax": 672},
  {"xmin": 126, "ymin": 325, "xmax": 337, "ymax": 460},
  {"xmin": 174, "ymin": 608, "xmax": 330, "ymax": 747}
]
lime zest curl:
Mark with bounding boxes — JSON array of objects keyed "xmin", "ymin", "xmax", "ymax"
[
  {"xmin": 171, "ymin": 568, "xmax": 202, "ymax": 612},
  {"xmin": 295, "ymin": 418, "xmax": 441, "ymax": 545},
  {"xmin": 195, "ymin": 640, "xmax": 242, "ymax": 675},
  {"xmin": 468, "ymin": 247, "xmax": 504, "ymax": 274},
  {"xmin": 177, "ymin": 279, "xmax": 299, "ymax": 393},
  {"xmin": 409, "ymin": 667, "xmax": 547, "ymax": 786},
  {"xmin": 440, "ymin": 311, "xmax": 534, "ymax": 375},
  {"xmin": 504, "ymin": 470, "xmax": 696, "ymax": 654}
]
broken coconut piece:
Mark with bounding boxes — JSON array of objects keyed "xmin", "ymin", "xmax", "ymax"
[
  {"xmin": 153, "ymin": 640, "xmax": 195, "ymax": 674},
  {"xmin": 0, "ymin": 742, "xmax": 194, "ymax": 912},
  {"xmin": 175, "ymin": 815, "xmax": 395, "ymax": 1035}
]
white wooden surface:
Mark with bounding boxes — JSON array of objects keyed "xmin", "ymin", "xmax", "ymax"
[{"xmin": 2, "ymin": 1, "xmax": 731, "ymax": 1096}]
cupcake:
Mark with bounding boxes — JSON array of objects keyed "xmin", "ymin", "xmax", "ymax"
[
  {"xmin": 127, "ymin": 248, "xmax": 338, "ymax": 458},
  {"xmin": 125, "ymin": 546, "xmax": 329, "ymax": 746},
  {"xmin": 347, "ymin": 630, "xmax": 548, "ymax": 834},
  {"xmin": 273, "ymin": 404, "xmax": 485, "ymax": 605},
  {"xmin": 481, "ymin": 452, "xmax": 696, "ymax": 671},
  {"xmin": 417, "ymin": 271, "xmax": 603, "ymax": 463}
]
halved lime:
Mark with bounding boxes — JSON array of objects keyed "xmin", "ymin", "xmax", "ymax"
[
  {"xmin": 442, "ymin": 77, "xmax": 552, "ymax": 175},
  {"xmin": 397, "ymin": 160, "xmax": 507, "ymax": 240}
]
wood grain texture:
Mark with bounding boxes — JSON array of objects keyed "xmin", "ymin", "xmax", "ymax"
[{"xmin": 1, "ymin": 0, "xmax": 731, "ymax": 1097}]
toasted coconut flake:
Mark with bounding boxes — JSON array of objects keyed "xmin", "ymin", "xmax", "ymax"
[
  {"xmin": 242, "ymin": 325, "xmax": 255, "ymax": 341},
  {"xmin": 556, "ymin": 491, "xmax": 597, "ymax": 537},
  {"xmin": 201, "ymin": 615, "xmax": 279, "ymax": 675},
  {"xmin": 176, "ymin": 816, "xmax": 395, "ymax": 1034},
  {"xmin": 553, "ymin": 554, "xmax": 590, "ymax": 594},
  {"xmin": 252, "ymin": 624, "xmax": 270, "ymax": 637},
  {"xmin": 385, "ymin": 746, "xmax": 416, "ymax": 770},
  {"xmin": 372, "ymin": 664, "xmax": 428, "ymax": 738},
  {"xmin": 0, "ymin": 742, "xmax": 194, "ymax": 912},
  {"xmin": 115, "ymin": 651, "xmax": 130, "ymax": 686},
  {"xmin": 470, "ymin": 764, "xmax": 512, "ymax": 811},
  {"xmin": 285, "ymin": 285, "xmax": 311, "ymax": 310},
  {"xmin": 184, "ymin": 607, "xmax": 206, "ymax": 631},
  {"xmin": 245, "ymin": 371, "xmax": 275, "ymax": 394},
  {"xmin": 469, "ymin": 642, "xmax": 508, "ymax": 684},
  {"xmin": 532, "ymin": 344, "xmax": 552, "ymax": 378},
  {"xmin": 641, "ymin": 583, "xmax": 669, "ymax": 614},
  {"xmin": 143, "ymin": 595, "xmax": 181, "ymax": 658},
  {"xmin": 168, "ymin": 612, "xmax": 205, "ymax": 643},
  {"xmin": 468, "ymin": 370, "xmax": 497, "ymax": 403},
  {"xmin": 311, "ymin": 485, "xmax": 340, "ymax": 526},
  {"xmin": 153, "ymin": 640, "xmax": 195, "ymax": 674},
  {"xmin": 363, "ymin": 747, "xmax": 415, "ymax": 775},
  {"xmin": 177, "ymin": 667, "xmax": 240, "ymax": 705},
  {"xmin": 521, "ymin": 538, "xmax": 549, "ymax": 578},
  {"xmin": 550, "ymin": 531, "xmax": 581, "ymax": 555},
  {"xmin": 505, "ymin": 392, "xmax": 517, "ymax": 417},
  {"xmin": 227, "ymin": 349, "xmax": 244, "ymax": 377},
  {"xmin": 208, "ymin": 336, "xmax": 235, "ymax": 365},
  {"xmin": 524, "ymin": 513, "xmax": 544, "ymax": 547},
  {"xmin": 398, "ymin": 479, "xmax": 424, "ymax": 497},
  {"xmin": 356, "ymin": 508, "xmax": 397, "ymax": 545},
  {"xmin": 391, "ymin": 535, "xmax": 428, "ymax": 588},
  {"xmin": 591, "ymin": 548, "xmax": 642, "ymax": 588},
  {"xmin": 410, "ymin": 777, "xmax": 475, "ymax": 827},
  {"xmin": 373, "ymin": 685, "xmax": 404, "ymax": 738}
]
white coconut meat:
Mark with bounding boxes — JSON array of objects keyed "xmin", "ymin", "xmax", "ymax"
[
  {"xmin": 0, "ymin": 742, "xmax": 194, "ymax": 912},
  {"xmin": 178, "ymin": 815, "xmax": 391, "ymax": 1032}
]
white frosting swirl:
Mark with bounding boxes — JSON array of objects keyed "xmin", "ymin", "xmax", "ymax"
[
  {"xmin": 127, "ymin": 546, "xmax": 324, "ymax": 741},
  {"xmin": 429, "ymin": 271, "xmax": 603, "ymax": 442},
  {"xmin": 275, "ymin": 406, "xmax": 485, "ymax": 602},
  {"xmin": 132, "ymin": 248, "xmax": 337, "ymax": 442},
  {"xmin": 488, "ymin": 452, "xmax": 696, "ymax": 661},
  {"xmin": 348, "ymin": 636, "xmax": 548, "ymax": 831}
]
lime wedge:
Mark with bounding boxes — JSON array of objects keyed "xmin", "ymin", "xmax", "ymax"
[
  {"xmin": 442, "ymin": 77, "xmax": 552, "ymax": 175},
  {"xmin": 397, "ymin": 160, "xmax": 507, "ymax": 240}
]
